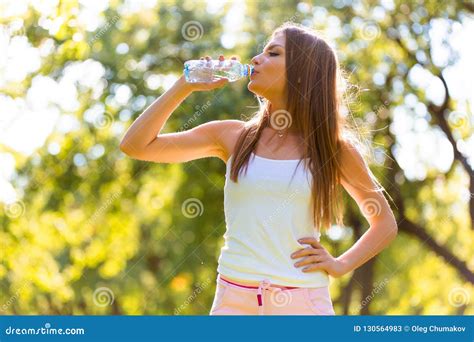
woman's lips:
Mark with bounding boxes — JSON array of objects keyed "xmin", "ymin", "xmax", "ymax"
[{"xmin": 250, "ymin": 71, "xmax": 259, "ymax": 79}]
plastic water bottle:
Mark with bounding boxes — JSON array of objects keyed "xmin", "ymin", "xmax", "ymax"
[{"xmin": 184, "ymin": 55, "xmax": 254, "ymax": 83}]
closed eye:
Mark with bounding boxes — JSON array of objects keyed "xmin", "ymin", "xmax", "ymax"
[{"xmin": 268, "ymin": 52, "xmax": 279, "ymax": 56}]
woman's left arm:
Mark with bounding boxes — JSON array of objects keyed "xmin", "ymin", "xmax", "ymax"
[{"xmin": 292, "ymin": 141, "xmax": 398, "ymax": 278}]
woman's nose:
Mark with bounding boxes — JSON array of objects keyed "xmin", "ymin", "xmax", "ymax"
[{"xmin": 251, "ymin": 55, "xmax": 260, "ymax": 65}]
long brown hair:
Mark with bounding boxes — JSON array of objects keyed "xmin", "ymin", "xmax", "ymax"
[{"xmin": 230, "ymin": 22, "xmax": 385, "ymax": 233}]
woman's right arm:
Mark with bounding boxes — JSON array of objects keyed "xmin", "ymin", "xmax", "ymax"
[{"xmin": 119, "ymin": 74, "xmax": 230, "ymax": 163}]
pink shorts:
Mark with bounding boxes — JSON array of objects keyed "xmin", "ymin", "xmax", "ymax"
[{"xmin": 209, "ymin": 274, "xmax": 335, "ymax": 315}]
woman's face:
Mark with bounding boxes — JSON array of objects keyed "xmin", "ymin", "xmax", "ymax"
[{"xmin": 247, "ymin": 32, "xmax": 286, "ymax": 102}]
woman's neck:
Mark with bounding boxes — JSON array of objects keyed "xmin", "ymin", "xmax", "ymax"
[{"xmin": 266, "ymin": 104, "xmax": 300, "ymax": 135}]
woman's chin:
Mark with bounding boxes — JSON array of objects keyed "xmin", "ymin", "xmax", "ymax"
[{"xmin": 247, "ymin": 81, "xmax": 261, "ymax": 96}]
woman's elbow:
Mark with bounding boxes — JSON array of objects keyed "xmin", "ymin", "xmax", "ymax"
[
  {"xmin": 119, "ymin": 139, "xmax": 137, "ymax": 156},
  {"xmin": 119, "ymin": 141, "xmax": 129, "ymax": 153}
]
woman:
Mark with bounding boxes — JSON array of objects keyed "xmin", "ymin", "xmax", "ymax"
[{"xmin": 120, "ymin": 22, "xmax": 398, "ymax": 315}]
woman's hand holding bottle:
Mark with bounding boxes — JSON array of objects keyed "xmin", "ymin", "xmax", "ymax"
[
  {"xmin": 180, "ymin": 54, "xmax": 252, "ymax": 91},
  {"xmin": 178, "ymin": 55, "xmax": 235, "ymax": 92}
]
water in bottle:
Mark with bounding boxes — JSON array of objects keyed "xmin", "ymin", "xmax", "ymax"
[{"xmin": 184, "ymin": 55, "xmax": 254, "ymax": 83}]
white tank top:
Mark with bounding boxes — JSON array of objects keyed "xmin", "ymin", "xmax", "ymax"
[{"xmin": 217, "ymin": 151, "xmax": 330, "ymax": 287}]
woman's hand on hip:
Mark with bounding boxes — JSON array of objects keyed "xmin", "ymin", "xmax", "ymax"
[{"xmin": 291, "ymin": 237, "xmax": 347, "ymax": 278}]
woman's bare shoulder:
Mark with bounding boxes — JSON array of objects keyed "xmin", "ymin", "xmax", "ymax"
[{"xmin": 217, "ymin": 120, "xmax": 246, "ymax": 163}]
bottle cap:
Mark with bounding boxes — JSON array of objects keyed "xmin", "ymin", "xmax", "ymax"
[{"xmin": 243, "ymin": 64, "xmax": 254, "ymax": 77}]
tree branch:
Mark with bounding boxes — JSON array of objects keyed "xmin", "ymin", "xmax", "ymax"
[
  {"xmin": 461, "ymin": 2, "xmax": 474, "ymax": 13},
  {"xmin": 398, "ymin": 218, "xmax": 474, "ymax": 283},
  {"xmin": 385, "ymin": 131, "xmax": 474, "ymax": 284},
  {"xmin": 393, "ymin": 30, "xmax": 473, "ymax": 229}
]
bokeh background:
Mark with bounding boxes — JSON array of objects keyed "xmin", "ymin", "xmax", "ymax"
[{"xmin": 0, "ymin": 0, "xmax": 473, "ymax": 315}]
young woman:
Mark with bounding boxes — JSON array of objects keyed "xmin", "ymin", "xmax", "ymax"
[{"xmin": 120, "ymin": 22, "xmax": 398, "ymax": 315}]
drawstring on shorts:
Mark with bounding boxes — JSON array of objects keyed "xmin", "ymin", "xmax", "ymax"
[
  {"xmin": 220, "ymin": 276, "xmax": 299, "ymax": 315},
  {"xmin": 256, "ymin": 279, "xmax": 284, "ymax": 315}
]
